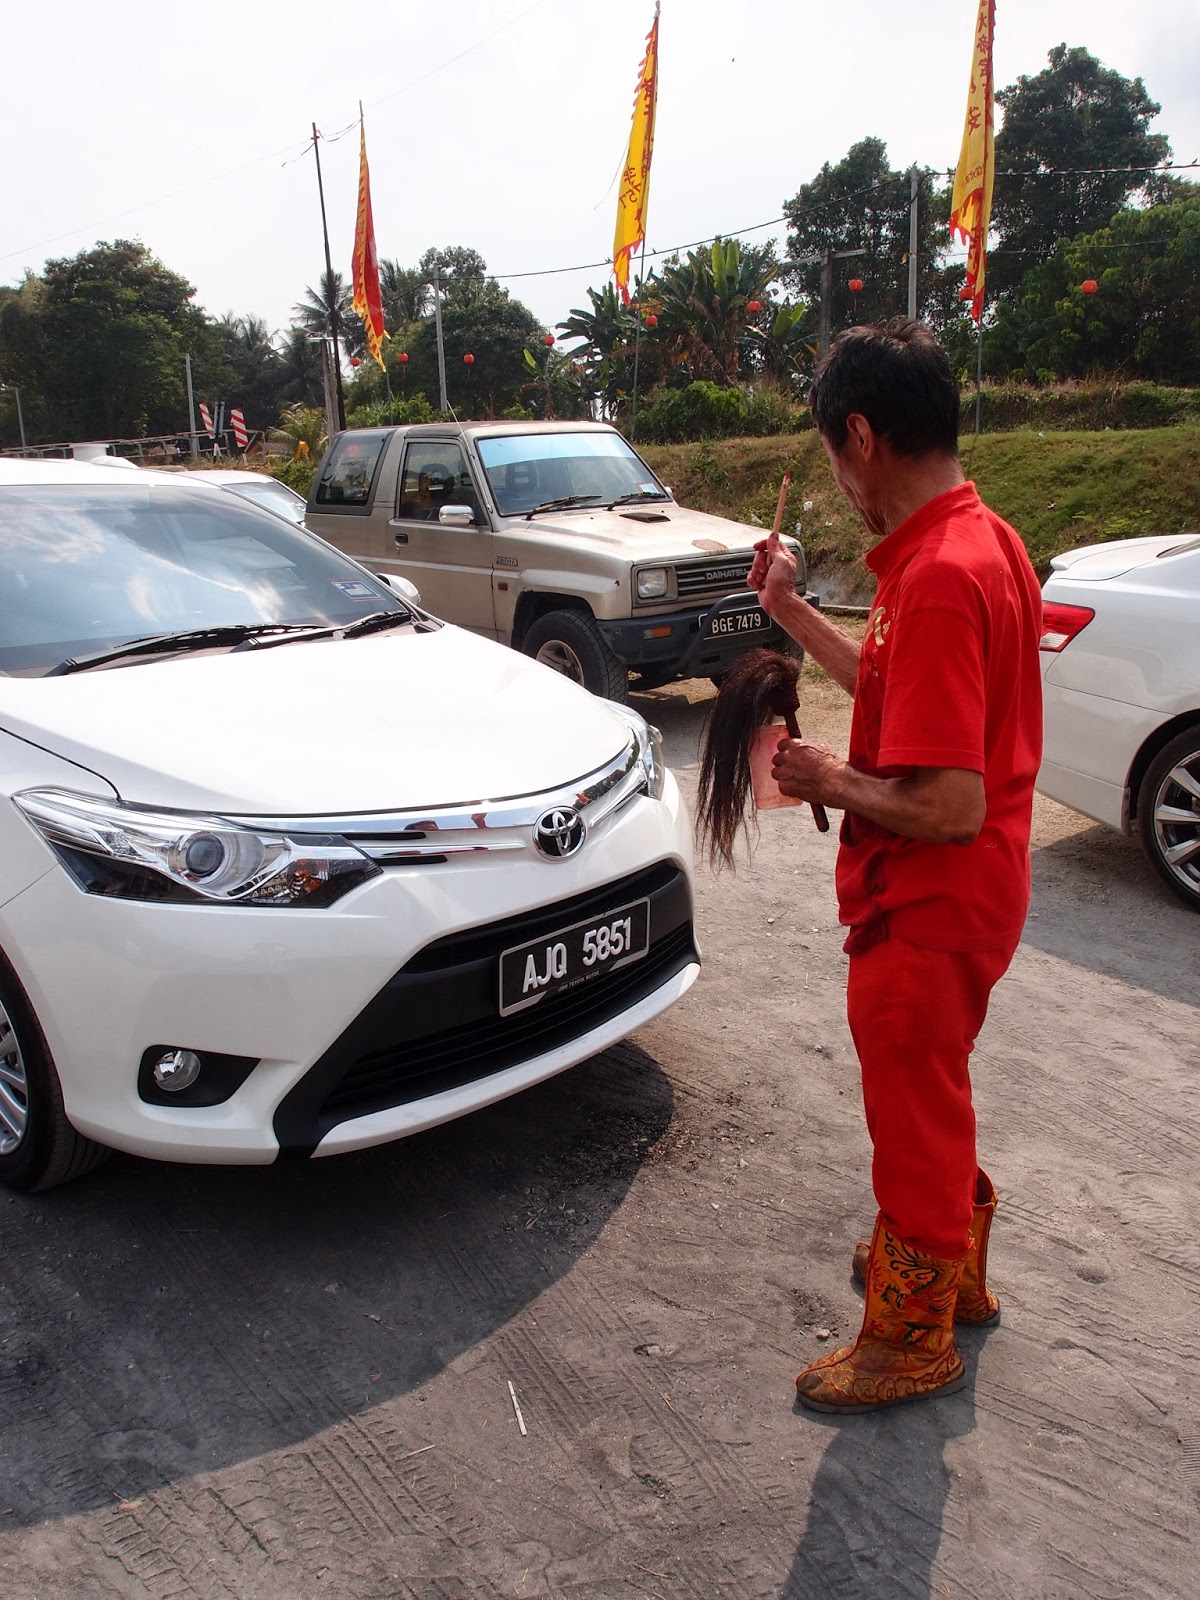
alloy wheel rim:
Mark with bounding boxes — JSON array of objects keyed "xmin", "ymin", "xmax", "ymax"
[
  {"xmin": 1152, "ymin": 751, "xmax": 1200, "ymax": 899},
  {"xmin": 0, "ymin": 1004, "xmax": 29, "ymax": 1156},
  {"xmin": 535, "ymin": 639, "xmax": 586, "ymax": 685}
]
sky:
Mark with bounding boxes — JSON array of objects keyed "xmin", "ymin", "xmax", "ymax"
[{"xmin": 3, "ymin": 0, "xmax": 1198, "ymax": 341}]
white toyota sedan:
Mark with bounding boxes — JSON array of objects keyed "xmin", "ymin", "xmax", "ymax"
[
  {"xmin": 1038, "ymin": 531, "xmax": 1200, "ymax": 911},
  {"xmin": 0, "ymin": 460, "xmax": 698, "ymax": 1190}
]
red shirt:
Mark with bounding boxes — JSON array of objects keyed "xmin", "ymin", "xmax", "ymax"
[{"xmin": 836, "ymin": 481, "xmax": 1043, "ymax": 953}]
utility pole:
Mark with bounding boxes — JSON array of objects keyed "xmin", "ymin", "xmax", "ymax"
[
  {"xmin": 907, "ymin": 166, "xmax": 919, "ymax": 320},
  {"xmin": 787, "ymin": 246, "xmax": 867, "ymax": 359},
  {"xmin": 310, "ymin": 122, "xmax": 346, "ymax": 433},
  {"xmin": 184, "ymin": 355, "xmax": 199, "ymax": 459},
  {"xmin": 432, "ymin": 263, "xmax": 449, "ymax": 413}
]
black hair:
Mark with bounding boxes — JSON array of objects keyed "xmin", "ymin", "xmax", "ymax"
[{"xmin": 808, "ymin": 318, "xmax": 960, "ymax": 458}]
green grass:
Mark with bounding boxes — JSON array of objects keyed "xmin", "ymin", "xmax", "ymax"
[{"xmin": 640, "ymin": 425, "xmax": 1200, "ymax": 598}]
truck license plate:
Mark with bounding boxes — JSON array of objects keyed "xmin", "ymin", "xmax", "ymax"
[
  {"xmin": 499, "ymin": 898, "xmax": 650, "ymax": 1016},
  {"xmin": 705, "ymin": 604, "xmax": 770, "ymax": 639}
]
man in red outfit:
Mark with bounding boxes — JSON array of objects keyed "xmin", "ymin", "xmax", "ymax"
[{"xmin": 749, "ymin": 319, "xmax": 1043, "ymax": 1413}]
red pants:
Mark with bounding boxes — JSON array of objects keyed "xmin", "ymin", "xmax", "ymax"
[{"xmin": 845, "ymin": 936, "xmax": 1015, "ymax": 1258}]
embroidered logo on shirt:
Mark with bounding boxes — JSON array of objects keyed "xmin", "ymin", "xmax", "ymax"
[{"xmin": 869, "ymin": 605, "xmax": 891, "ymax": 648}]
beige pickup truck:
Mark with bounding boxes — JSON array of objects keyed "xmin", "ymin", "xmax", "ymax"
[{"xmin": 305, "ymin": 420, "xmax": 811, "ymax": 700}]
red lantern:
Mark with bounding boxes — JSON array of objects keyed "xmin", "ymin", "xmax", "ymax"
[
  {"xmin": 543, "ymin": 333, "xmax": 555, "ymax": 347},
  {"xmin": 397, "ymin": 351, "xmax": 409, "ymax": 364},
  {"xmin": 350, "ymin": 356, "xmax": 361, "ymax": 367},
  {"xmin": 1081, "ymin": 278, "xmax": 1099, "ymax": 295},
  {"xmin": 848, "ymin": 278, "xmax": 864, "ymax": 294},
  {"xmin": 645, "ymin": 313, "xmax": 658, "ymax": 328},
  {"xmin": 463, "ymin": 352, "xmax": 475, "ymax": 365},
  {"xmin": 959, "ymin": 285, "xmax": 974, "ymax": 301},
  {"xmin": 747, "ymin": 299, "xmax": 762, "ymax": 314}
]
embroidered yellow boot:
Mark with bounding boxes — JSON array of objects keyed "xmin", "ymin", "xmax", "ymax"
[
  {"xmin": 797, "ymin": 1217, "xmax": 967, "ymax": 1414},
  {"xmin": 850, "ymin": 1170, "xmax": 1001, "ymax": 1326}
]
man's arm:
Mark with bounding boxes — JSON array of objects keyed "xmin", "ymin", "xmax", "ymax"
[
  {"xmin": 771, "ymin": 740, "xmax": 986, "ymax": 845},
  {"xmin": 749, "ymin": 536, "xmax": 860, "ymax": 695}
]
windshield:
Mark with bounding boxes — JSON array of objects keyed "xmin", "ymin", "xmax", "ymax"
[
  {"xmin": 0, "ymin": 481, "xmax": 404, "ymax": 677},
  {"xmin": 476, "ymin": 432, "xmax": 665, "ymax": 516},
  {"xmin": 222, "ymin": 478, "xmax": 307, "ymax": 524}
]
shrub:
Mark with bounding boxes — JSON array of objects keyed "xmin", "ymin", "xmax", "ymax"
[
  {"xmin": 636, "ymin": 381, "xmax": 806, "ymax": 444},
  {"xmin": 344, "ymin": 393, "xmax": 438, "ymax": 429}
]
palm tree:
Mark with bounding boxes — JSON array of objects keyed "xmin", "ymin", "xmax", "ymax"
[
  {"xmin": 292, "ymin": 270, "xmax": 362, "ymax": 360},
  {"xmin": 379, "ymin": 260, "xmax": 428, "ymax": 327}
]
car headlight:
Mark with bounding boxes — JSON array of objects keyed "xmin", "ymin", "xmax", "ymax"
[
  {"xmin": 636, "ymin": 566, "xmax": 670, "ymax": 601},
  {"xmin": 13, "ymin": 789, "xmax": 381, "ymax": 908},
  {"xmin": 608, "ymin": 706, "xmax": 667, "ymax": 801}
]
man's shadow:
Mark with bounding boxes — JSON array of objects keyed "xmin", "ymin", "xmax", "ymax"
[{"xmin": 781, "ymin": 1357, "xmax": 979, "ymax": 1599}]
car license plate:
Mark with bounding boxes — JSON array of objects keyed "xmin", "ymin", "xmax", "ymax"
[
  {"xmin": 705, "ymin": 604, "xmax": 770, "ymax": 639},
  {"xmin": 499, "ymin": 898, "xmax": 650, "ymax": 1017}
]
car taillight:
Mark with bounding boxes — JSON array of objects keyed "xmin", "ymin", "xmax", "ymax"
[{"xmin": 1040, "ymin": 602, "xmax": 1095, "ymax": 652}]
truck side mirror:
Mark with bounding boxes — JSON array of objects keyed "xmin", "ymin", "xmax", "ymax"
[{"xmin": 438, "ymin": 504, "xmax": 476, "ymax": 528}]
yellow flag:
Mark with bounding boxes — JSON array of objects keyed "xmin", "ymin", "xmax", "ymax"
[
  {"xmin": 351, "ymin": 113, "xmax": 389, "ymax": 370},
  {"xmin": 613, "ymin": 3, "xmax": 660, "ymax": 305},
  {"xmin": 949, "ymin": 0, "xmax": 995, "ymax": 323}
]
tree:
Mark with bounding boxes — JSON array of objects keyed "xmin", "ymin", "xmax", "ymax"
[
  {"xmin": 989, "ymin": 44, "xmax": 1171, "ymax": 297},
  {"xmin": 782, "ymin": 140, "xmax": 946, "ymax": 330},
  {"xmin": 418, "ymin": 246, "xmax": 488, "ymax": 298},
  {"xmin": 651, "ymin": 238, "xmax": 780, "ymax": 386},
  {"xmin": 557, "ymin": 283, "xmax": 638, "ymax": 413},
  {"xmin": 379, "ymin": 259, "xmax": 428, "ymax": 327},
  {"xmin": 988, "ymin": 193, "xmax": 1200, "ymax": 384},
  {"xmin": 292, "ymin": 269, "xmax": 362, "ymax": 360}
]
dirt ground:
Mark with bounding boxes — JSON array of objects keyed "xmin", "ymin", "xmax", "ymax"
[{"xmin": 1, "ymin": 657, "xmax": 1197, "ymax": 1600}]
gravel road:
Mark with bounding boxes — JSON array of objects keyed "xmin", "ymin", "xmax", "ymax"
[{"xmin": 1, "ymin": 660, "xmax": 1196, "ymax": 1600}]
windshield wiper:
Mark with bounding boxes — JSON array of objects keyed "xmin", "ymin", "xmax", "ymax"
[
  {"xmin": 523, "ymin": 495, "xmax": 601, "ymax": 520},
  {"xmin": 48, "ymin": 623, "xmax": 332, "ymax": 677},
  {"xmin": 337, "ymin": 607, "xmax": 431, "ymax": 638},
  {"xmin": 606, "ymin": 490, "xmax": 670, "ymax": 510}
]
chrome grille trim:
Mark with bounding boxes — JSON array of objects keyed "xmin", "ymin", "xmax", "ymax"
[{"xmin": 224, "ymin": 737, "xmax": 645, "ymax": 862}]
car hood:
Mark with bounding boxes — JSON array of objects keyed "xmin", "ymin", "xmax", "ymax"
[
  {"xmin": 1048, "ymin": 534, "xmax": 1197, "ymax": 580},
  {"xmin": 0, "ymin": 628, "xmax": 631, "ymax": 815},
  {"xmin": 500, "ymin": 502, "xmax": 770, "ymax": 560}
]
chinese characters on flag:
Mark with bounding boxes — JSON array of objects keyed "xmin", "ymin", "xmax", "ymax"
[
  {"xmin": 351, "ymin": 112, "xmax": 389, "ymax": 370},
  {"xmin": 613, "ymin": 3, "xmax": 661, "ymax": 305},
  {"xmin": 949, "ymin": 0, "xmax": 996, "ymax": 323}
]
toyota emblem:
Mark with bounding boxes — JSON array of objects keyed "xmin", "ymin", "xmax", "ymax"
[{"xmin": 534, "ymin": 806, "xmax": 586, "ymax": 859}]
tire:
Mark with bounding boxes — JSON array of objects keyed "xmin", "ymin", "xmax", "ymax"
[
  {"xmin": 1136, "ymin": 726, "xmax": 1200, "ymax": 913},
  {"xmin": 0, "ymin": 956, "xmax": 110, "ymax": 1192},
  {"xmin": 521, "ymin": 610, "xmax": 629, "ymax": 703}
]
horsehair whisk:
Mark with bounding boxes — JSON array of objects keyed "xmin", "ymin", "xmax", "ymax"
[{"xmin": 696, "ymin": 646, "xmax": 830, "ymax": 870}]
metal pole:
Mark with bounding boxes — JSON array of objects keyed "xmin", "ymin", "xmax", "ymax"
[
  {"xmin": 319, "ymin": 337, "xmax": 340, "ymax": 443},
  {"xmin": 818, "ymin": 249, "xmax": 833, "ymax": 359},
  {"xmin": 974, "ymin": 314, "xmax": 984, "ymax": 435},
  {"xmin": 311, "ymin": 122, "xmax": 346, "ymax": 432},
  {"xmin": 907, "ymin": 166, "xmax": 919, "ymax": 320},
  {"xmin": 628, "ymin": 240, "xmax": 649, "ymax": 438},
  {"xmin": 432, "ymin": 264, "xmax": 449, "ymax": 413},
  {"xmin": 184, "ymin": 354, "xmax": 198, "ymax": 459},
  {"xmin": 14, "ymin": 386, "xmax": 27, "ymax": 451}
]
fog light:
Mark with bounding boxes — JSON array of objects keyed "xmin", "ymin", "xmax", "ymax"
[{"xmin": 152, "ymin": 1049, "xmax": 202, "ymax": 1092}]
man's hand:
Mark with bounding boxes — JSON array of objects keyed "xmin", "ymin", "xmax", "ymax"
[
  {"xmin": 748, "ymin": 529, "xmax": 796, "ymax": 621},
  {"xmin": 772, "ymin": 737, "xmax": 845, "ymax": 807}
]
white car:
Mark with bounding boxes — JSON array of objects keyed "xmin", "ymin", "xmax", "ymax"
[
  {"xmin": 0, "ymin": 460, "xmax": 698, "ymax": 1190},
  {"xmin": 1038, "ymin": 532, "xmax": 1200, "ymax": 910},
  {"xmin": 183, "ymin": 470, "xmax": 309, "ymax": 526}
]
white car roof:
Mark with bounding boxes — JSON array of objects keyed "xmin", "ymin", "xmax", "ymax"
[{"xmin": 0, "ymin": 457, "xmax": 159, "ymax": 486}]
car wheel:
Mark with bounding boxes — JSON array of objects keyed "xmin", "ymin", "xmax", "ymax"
[
  {"xmin": 522, "ymin": 610, "xmax": 629, "ymax": 703},
  {"xmin": 1136, "ymin": 727, "xmax": 1200, "ymax": 913},
  {"xmin": 0, "ymin": 958, "xmax": 110, "ymax": 1192}
]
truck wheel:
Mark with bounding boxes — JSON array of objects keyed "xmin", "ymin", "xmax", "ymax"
[
  {"xmin": 522, "ymin": 611, "xmax": 629, "ymax": 703},
  {"xmin": 0, "ymin": 958, "xmax": 110, "ymax": 1192},
  {"xmin": 1136, "ymin": 725, "xmax": 1200, "ymax": 912}
]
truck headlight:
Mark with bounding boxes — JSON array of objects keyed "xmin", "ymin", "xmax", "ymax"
[
  {"xmin": 608, "ymin": 707, "xmax": 667, "ymax": 801},
  {"xmin": 636, "ymin": 567, "xmax": 670, "ymax": 601},
  {"xmin": 13, "ymin": 789, "xmax": 381, "ymax": 908}
]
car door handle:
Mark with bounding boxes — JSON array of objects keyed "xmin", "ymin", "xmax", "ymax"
[{"xmin": 393, "ymin": 531, "xmax": 409, "ymax": 546}]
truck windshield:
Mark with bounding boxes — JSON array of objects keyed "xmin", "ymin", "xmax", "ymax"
[{"xmin": 476, "ymin": 432, "xmax": 666, "ymax": 517}]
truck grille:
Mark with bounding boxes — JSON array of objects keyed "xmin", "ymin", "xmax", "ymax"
[{"xmin": 674, "ymin": 555, "xmax": 755, "ymax": 602}]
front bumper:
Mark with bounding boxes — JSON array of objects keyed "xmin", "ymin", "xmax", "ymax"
[
  {"xmin": 0, "ymin": 775, "xmax": 697, "ymax": 1164},
  {"xmin": 598, "ymin": 592, "xmax": 819, "ymax": 677}
]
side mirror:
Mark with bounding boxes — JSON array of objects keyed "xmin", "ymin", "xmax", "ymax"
[
  {"xmin": 376, "ymin": 571, "xmax": 422, "ymax": 607},
  {"xmin": 438, "ymin": 504, "xmax": 475, "ymax": 528}
]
